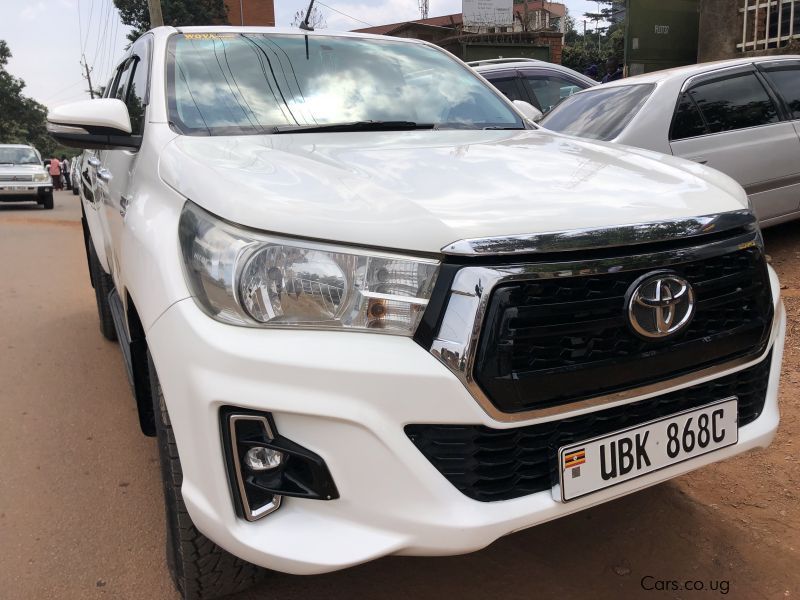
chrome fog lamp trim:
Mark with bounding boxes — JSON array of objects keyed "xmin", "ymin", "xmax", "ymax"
[{"xmin": 228, "ymin": 415, "xmax": 282, "ymax": 521}]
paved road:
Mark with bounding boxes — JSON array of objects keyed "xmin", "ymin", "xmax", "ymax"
[{"xmin": 1, "ymin": 192, "xmax": 798, "ymax": 600}]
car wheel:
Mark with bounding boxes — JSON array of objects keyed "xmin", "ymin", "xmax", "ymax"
[
  {"xmin": 72, "ymin": 185, "xmax": 79, "ymax": 196},
  {"xmin": 87, "ymin": 242, "xmax": 117, "ymax": 341},
  {"xmin": 42, "ymin": 191, "xmax": 54, "ymax": 210},
  {"xmin": 149, "ymin": 352, "xmax": 267, "ymax": 600}
]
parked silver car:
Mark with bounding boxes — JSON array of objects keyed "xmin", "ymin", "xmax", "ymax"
[
  {"xmin": 539, "ymin": 56, "xmax": 800, "ymax": 226},
  {"xmin": 0, "ymin": 144, "xmax": 54, "ymax": 209},
  {"xmin": 471, "ymin": 58, "xmax": 597, "ymax": 115}
]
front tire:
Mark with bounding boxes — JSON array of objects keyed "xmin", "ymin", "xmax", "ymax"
[
  {"xmin": 149, "ymin": 353, "xmax": 266, "ymax": 600},
  {"xmin": 41, "ymin": 191, "xmax": 54, "ymax": 210}
]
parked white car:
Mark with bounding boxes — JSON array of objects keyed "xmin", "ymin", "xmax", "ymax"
[
  {"xmin": 539, "ymin": 56, "xmax": 800, "ymax": 226},
  {"xmin": 0, "ymin": 144, "xmax": 54, "ymax": 208},
  {"xmin": 48, "ymin": 27, "xmax": 785, "ymax": 600}
]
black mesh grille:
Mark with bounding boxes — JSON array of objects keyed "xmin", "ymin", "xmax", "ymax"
[
  {"xmin": 406, "ymin": 353, "xmax": 771, "ymax": 502},
  {"xmin": 474, "ymin": 247, "xmax": 773, "ymax": 413}
]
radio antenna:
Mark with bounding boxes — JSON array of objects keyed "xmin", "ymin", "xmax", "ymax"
[{"xmin": 299, "ymin": 0, "xmax": 317, "ymax": 31}]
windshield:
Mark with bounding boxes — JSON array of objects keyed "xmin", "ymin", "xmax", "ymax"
[
  {"xmin": 166, "ymin": 33, "xmax": 524, "ymax": 135},
  {"xmin": 540, "ymin": 84, "xmax": 656, "ymax": 141},
  {"xmin": 0, "ymin": 147, "xmax": 40, "ymax": 165}
]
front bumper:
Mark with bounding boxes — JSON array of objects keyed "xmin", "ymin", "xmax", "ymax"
[
  {"xmin": 146, "ymin": 273, "xmax": 785, "ymax": 575},
  {"xmin": 0, "ymin": 182, "xmax": 52, "ymax": 198}
]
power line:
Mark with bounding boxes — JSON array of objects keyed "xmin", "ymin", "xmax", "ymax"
[
  {"xmin": 315, "ymin": 1, "xmax": 374, "ymax": 28},
  {"xmin": 92, "ymin": 0, "xmax": 115, "ymax": 84},
  {"xmin": 42, "ymin": 80, "xmax": 85, "ymax": 103},
  {"xmin": 82, "ymin": 0, "xmax": 95, "ymax": 55},
  {"xmin": 77, "ymin": 0, "xmax": 83, "ymax": 49}
]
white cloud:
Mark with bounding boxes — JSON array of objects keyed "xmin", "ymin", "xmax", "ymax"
[{"xmin": 20, "ymin": 1, "xmax": 46, "ymax": 21}]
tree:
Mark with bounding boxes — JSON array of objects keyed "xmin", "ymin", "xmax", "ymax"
[
  {"xmin": 0, "ymin": 40, "xmax": 58, "ymax": 157},
  {"xmin": 561, "ymin": 44, "xmax": 604, "ymax": 77},
  {"xmin": 563, "ymin": 9, "xmax": 580, "ymax": 45},
  {"xmin": 113, "ymin": 0, "xmax": 229, "ymax": 42},
  {"xmin": 291, "ymin": 7, "xmax": 326, "ymax": 29}
]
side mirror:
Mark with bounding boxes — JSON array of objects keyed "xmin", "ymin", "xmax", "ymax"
[
  {"xmin": 47, "ymin": 98, "xmax": 140, "ymax": 150},
  {"xmin": 512, "ymin": 100, "xmax": 544, "ymax": 123}
]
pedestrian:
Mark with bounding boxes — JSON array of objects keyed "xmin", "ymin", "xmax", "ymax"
[
  {"xmin": 48, "ymin": 157, "xmax": 62, "ymax": 190},
  {"xmin": 61, "ymin": 155, "xmax": 71, "ymax": 190},
  {"xmin": 601, "ymin": 57, "xmax": 624, "ymax": 84}
]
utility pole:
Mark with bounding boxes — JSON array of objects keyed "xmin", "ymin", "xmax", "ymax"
[
  {"xmin": 419, "ymin": 0, "xmax": 429, "ymax": 20},
  {"xmin": 148, "ymin": 0, "xmax": 164, "ymax": 28},
  {"xmin": 81, "ymin": 56, "xmax": 95, "ymax": 99}
]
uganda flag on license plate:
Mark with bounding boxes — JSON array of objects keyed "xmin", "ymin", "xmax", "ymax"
[{"xmin": 564, "ymin": 448, "xmax": 586, "ymax": 469}]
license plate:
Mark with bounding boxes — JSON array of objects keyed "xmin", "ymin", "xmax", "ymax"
[{"xmin": 557, "ymin": 398, "xmax": 738, "ymax": 502}]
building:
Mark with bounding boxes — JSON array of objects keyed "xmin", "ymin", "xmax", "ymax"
[
  {"xmin": 623, "ymin": 0, "xmax": 700, "ymax": 74},
  {"xmin": 354, "ymin": 2, "xmax": 566, "ymax": 64},
  {"xmin": 225, "ymin": 0, "xmax": 275, "ymax": 26},
  {"xmin": 698, "ymin": 0, "xmax": 800, "ymax": 61}
]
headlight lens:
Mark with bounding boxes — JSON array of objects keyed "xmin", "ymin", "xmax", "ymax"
[
  {"xmin": 34, "ymin": 172, "xmax": 50, "ymax": 182},
  {"xmin": 179, "ymin": 201, "xmax": 440, "ymax": 335}
]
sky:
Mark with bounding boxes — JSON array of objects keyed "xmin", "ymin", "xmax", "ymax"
[{"xmin": 0, "ymin": 0, "xmax": 603, "ymax": 112}]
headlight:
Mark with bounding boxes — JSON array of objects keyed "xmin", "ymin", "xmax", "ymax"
[
  {"xmin": 34, "ymin": 172, "xmax": 50, "ymax": 182},
  {"xmin": 179, "ymin": 201, "xmax": 440, "ymax": 335}
]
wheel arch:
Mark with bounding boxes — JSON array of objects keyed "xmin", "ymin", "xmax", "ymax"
[{"xmin": 126, "ymin": 291, "xmax": 156, "ymax": 437}]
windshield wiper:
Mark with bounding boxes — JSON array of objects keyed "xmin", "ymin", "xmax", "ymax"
[{"xmin": 272, "ymin": 121, "xmax": 435, "ymax": 134}]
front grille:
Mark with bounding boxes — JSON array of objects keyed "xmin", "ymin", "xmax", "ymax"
[
  {"xmin": 406, "ymin": 353, "xmax": 771, "ymax": 502},
  {"xmin": 474, "ymin": 246, "xmax": 772, "ymax": 413},
  {"xmin": 0, "ymin": 174, "xmax": 34, "ymax": 182}
]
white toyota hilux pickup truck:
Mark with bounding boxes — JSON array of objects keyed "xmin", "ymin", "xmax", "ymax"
[{"xmin": 49, "ymin": 26, "xmax": 786, "ymax": 600}]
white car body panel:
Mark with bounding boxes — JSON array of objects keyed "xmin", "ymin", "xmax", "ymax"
[
  {"xmin": 146, "ymin": 288, "xmax": 785, "ymax": 574},
  {"xmin": 158, "ymin": 129, "xmax": 749, "ymax": 254}
]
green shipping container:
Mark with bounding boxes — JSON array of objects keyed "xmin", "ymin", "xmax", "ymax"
[{"xmin": 625, "ymin": 0, "xmax": 700, "ymax": 75}]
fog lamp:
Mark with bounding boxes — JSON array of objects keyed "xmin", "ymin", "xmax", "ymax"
[{"xmin": 244, "ymin": 446, "xmax": 284, "ymax": 471}]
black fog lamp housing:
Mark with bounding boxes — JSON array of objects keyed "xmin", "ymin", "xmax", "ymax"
[{"xmin": 221, "ymin": 408, "xmax": 339, "ymax": 522}]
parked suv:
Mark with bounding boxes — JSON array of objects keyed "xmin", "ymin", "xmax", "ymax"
[
  {"xmin": 0, "ymin": 144, "xmax": 54, "ymax": 208},
  {"xmin": 49, "ymin": 27, "xmax": 785, "ymax": 600}
]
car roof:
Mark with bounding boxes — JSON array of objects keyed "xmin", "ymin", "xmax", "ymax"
[
  {"xmin": 600, "ymin": 55, "xmax": 800, "ymax": 88},
  {"xmin": 472, "ymin": 60, "xmax": 596, "ymax": 84},
  {"xmin": 0, "ymin": 144, "xmax": 34, "ymax": 148},
  {"xmin": 161, "ymin": 25, "xmax": 428, "ymax": 44}
]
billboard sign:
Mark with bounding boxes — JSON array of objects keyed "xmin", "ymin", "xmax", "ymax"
[{"xmin": 463, "ymin": 0, "xmax": 514, "ymax": 28}]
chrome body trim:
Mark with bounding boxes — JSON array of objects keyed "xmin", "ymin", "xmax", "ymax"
[
  {"xmin": 228, "ymin": 415, "xmax": 282, "ymax": 521},
  {"xmin": 46, "ymin": 122, "xmax": 90, "ymax": 135},
  {"xmin": 430, "ymin": 229, "xmax": 775, "ymax": 424},
  {"xmin": 441, "ymin": 210, "xmax": 757, "ymax": 256}
]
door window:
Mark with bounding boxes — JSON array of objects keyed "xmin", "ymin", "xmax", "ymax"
[
  {"xmin": 761, "ymin": 66, "xmax": 800, "ymax": 120},
  {"xmin": 113, "ymin": 59, "xmax": 135, "ymax": 104},
  {"xmin": 687, "ymin": 72, "xmax": 779, "ymax": 133},
  {"xmin": 670, "ymin": 93, "xmax": 708, "ymax": 140},
  {"xmin": 126, "ymin": 39, "xmax": 152, "ymax": 136},
  {"xmin": 521, "ymin": 74, "xmax": 586, "ymax": 113},
  {"xmin": 484, "ymin": 75, "xmax": 525, "ymax": 102}
]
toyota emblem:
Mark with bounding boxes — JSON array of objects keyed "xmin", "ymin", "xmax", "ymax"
[{"xmin": 626, "ymin": 272, "xmax": 695, "ymax": 339}]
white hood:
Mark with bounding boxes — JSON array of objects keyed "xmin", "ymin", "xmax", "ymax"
[{"xmin": 159, "ymin": 129, "xmax": 749, "ymax": 254}]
